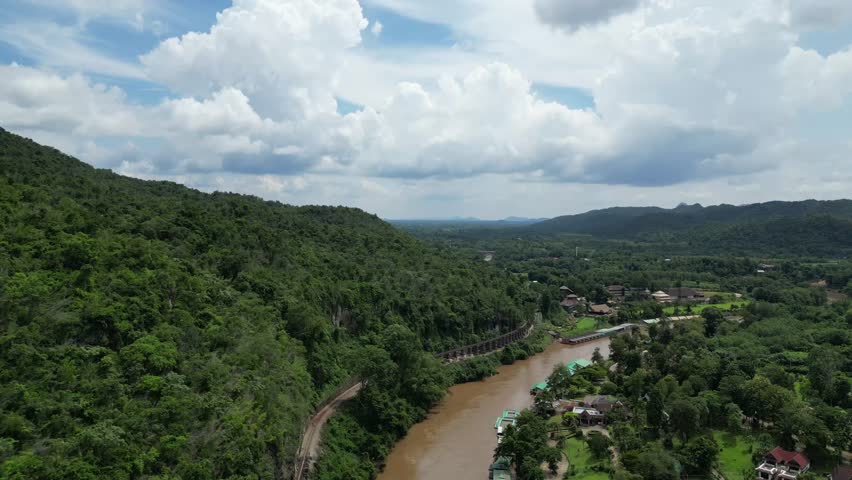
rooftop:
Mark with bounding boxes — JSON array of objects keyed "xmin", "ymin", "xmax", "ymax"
[
  {"xmin": 566, "ymin": 358, "xmax": 592, "ymax": 373},
  {"xmin": 589, "ymin": 304, "xmax": 611, "ymax": 314},
  {"xmin": 667, "ymin": 287, "xmax": 703, "ymax": 297}
]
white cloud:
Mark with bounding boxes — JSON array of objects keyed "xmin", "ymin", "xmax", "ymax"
[
  {"xmin": 4, "ymin": 0, "xmax": 852, "ymax": 217},
  {"xmin": 22, "ymin": 0, "xmax": 161, "ymax": 30},
  {"xmin": 141, "ymin": 0, "xmax": 368, "ymax": 120},
  {"xmin": 158, "ymin": 88, "xmax": 270, "ymax": 135},
  {"xmin": 0, "ymin": 22, "xmax": 146, "ymax": 79},
  {"xmin": 0, "ymin": 64, "xmax": 143, "ymax": 137},
  {"xmin": 337, "ymin": 63, "xmax": 761, "ymax": 186},
  {"xmin": 534, "ymin": 0, "xmax": 643, "ymax": 31},
  {"xmin": 781, "ymin": 46, "xmax": 852, "ymax": 110},
  {"xmin": 348, "ymin": 63, "xmax": 605, "ymax": 179},
  {"xmin": 371, "ymin": 20, "xmax": 383, "ymax": 36}
]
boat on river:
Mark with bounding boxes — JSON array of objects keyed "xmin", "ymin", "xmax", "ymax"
[{"xmin": 494, "ymin": 409, "xmax": 520, "ymax": 442}]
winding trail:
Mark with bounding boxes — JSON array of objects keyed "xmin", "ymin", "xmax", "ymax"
[{"xmin": 293, "ymin": 320, "xmax": 536, "ymax": 479}]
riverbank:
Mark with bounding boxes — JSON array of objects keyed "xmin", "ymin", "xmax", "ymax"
[
  {"xmin": 377, "ymin": 337, "xmax": 611, "ymax": 480},
  {"xmin": 446, "ymin": 326, "xmax": 553, "ymax": 384},
  {"xmin": 308, "ymin": 322, "xmax": 552, "ymax": 479}
]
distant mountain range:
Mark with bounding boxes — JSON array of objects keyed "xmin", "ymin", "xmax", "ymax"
[
  {"xmin": 531, "ymin": 200, "xmax": 852, "ymax": 236},
  {"xmin": 389, "ymin": 216, "xmax": 548, "ymax": 225},
  {"xmin": 528, "ymin": 200, "xmax": 852, "ymax": 256}
]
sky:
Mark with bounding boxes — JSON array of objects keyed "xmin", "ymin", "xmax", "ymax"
[{"xmin": 1, "ymin": 0, "xmax": 852, "ymax": 219}]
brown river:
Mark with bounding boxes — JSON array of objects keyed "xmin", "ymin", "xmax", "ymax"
[{"xmin": 377, "ymin": 337, "xmax": 611, "ymax": 480}]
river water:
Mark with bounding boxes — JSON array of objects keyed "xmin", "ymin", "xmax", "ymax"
[{"xmin": 378, "ymin": 337, "xmax": 611, "ymax": 480}]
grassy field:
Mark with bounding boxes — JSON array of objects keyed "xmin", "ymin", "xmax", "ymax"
[
  {"xmin": 663, "ymin": 301, "xmax": 748, "ymax": 316},
  {"xmin": 713, "ymin": 430, "xmax": 759, "ymax": 480},
  {"xmin": 557, "ymin": 316, "xmax": 600, "ymax": 337},
  {"xmin": 563, "ymin": 437, "xmax": 609, "ymax": 480}
]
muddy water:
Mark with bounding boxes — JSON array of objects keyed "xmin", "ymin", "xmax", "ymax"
[{"xmin": 378, "ymin": 338, "xmax": 610, "ymax": 480}]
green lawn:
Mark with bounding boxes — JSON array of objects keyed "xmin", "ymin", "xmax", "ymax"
[
  {"xmin": 663, "ymin": 301, "xmax": 748, "ymax": 316},
  {"xmin": 558, "ymin": 317, "xmax": 600, "ymax": 337},
  {"xmin": 563, "ymin": 437, "xmax": 609, "ymax": 480},
  {"xmin": 713, "ymin": 430, "xmax": 759, "ymax": 480}
]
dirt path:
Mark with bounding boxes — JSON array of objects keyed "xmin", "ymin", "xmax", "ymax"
[
  {"xmin": 294, "ymin": 381, "xmax": 363, "ymax": 479},
  {"xmin": 543, "ymin": 439, "xmax": 569, "ymax": 479}
]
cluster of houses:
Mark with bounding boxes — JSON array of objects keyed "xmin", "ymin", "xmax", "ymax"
[
  {"xmin": 558, "ymin": 286, "xmax": 612, "ymax": 316},
  {"xmin": 559, "ymin": 284, "xmax": 712, "ymax": 315},
  {"xmin": 610, "ymin": 285, "xmax": 709, "ymax": 304},
  {"xmin": 528, "ymin": 359, "xmax": 630, "ymax": 428}
]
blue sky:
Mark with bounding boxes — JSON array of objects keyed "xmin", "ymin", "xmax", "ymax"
[{"xmin": 1, "ymin": 0, "xmax": 852, "ymax": 219}]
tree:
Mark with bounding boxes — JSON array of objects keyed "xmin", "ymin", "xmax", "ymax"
[
  {"xmin": 759, "ymin": 364, "xmax": 794, "ymax": 389},
  {"xmin": 739, "ymin": 377, "xmax": 793, "ymax": 423},
  {"xmin": 591, "ymin": 347, "xmax": 604, "ymax": 365},
  {"xmin": 612, "ymin": 471, "xmax": 643, "ymax": 480},
  {"xmin": 545, "ymin": 447, "xmax": 561, "ymax": 475},
  {"xmin": 677, "ymin": 435, "xmax": 719, "ymax": 474},
  {"xmin": 546, "ymin": 362, "xmax": 572, "ymax": 398},
  {"xmin": 621, "ymin": 444, "xmax": 679, "ymax": 480},
  {"xmin": 777, "ymin": 404, "xmax": 831, "ymax": 452},
  {"xmin": 724, "ymin": 403, "xmax": 743, "ymax": 433},
  {"xmin": 646, "ymin": 388, "xmax": 666, "ymax": 431},
  {"xmin": 807, "ymin": 349, "xmax": 840, "ymax": 403},
  {"xmin": 561, "ymin": 412, "xmax": 579, "ymax": 429},
  {"xmin": 494, "ymin": 410, "xmax": 549, "ymax": 480},
  {"xmin": 669, "ymin": 398, "xmax": 700, "ymax": 442},
  {"xmin": 586, "ymin": 432, "xmax": 610, "ymax": 460},
  {"xmin": 701, "ymin": 307, "xmax": 723, "ymax": 337}
]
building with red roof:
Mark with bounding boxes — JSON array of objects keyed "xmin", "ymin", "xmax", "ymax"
[{"xmin": 755, "ymin": 447, "xmax": 811, "ymax": 480}]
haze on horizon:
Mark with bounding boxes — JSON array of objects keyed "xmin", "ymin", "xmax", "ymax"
[{"xmin": 2, "ymin": 0, "xmax": 852, "ymax": 219}]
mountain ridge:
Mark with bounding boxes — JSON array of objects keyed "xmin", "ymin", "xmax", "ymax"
[{"xmin": 526, "ymin": 199, "xmax": 852, "ymax": 257}]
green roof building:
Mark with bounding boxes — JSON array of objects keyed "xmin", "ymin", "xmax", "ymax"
[
  {"xmin": 566, "ymin": 358, "xmax": 592, "ymax": 374},
  {"xmin": 530, "ymin": 358, "xmax": 592, "ymax": 393},
  {"xmin": 530, "ymin": 381, "xmax": 549, "ymax": 393}
]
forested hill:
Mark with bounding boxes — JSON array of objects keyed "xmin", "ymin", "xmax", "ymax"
[
  {"xmin": 0, "ymin": 128, "xmax": 534, "ymax": 479},
  {"xmin": 529, "ymin": 200, "xmax": 852, "ymax": 256}
]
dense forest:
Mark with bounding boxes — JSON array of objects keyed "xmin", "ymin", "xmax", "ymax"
[{"xmin": 0, "ymin": 128, "xmax": 537, "ymax": 479}]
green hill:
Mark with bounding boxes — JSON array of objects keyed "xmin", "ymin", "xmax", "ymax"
[
  {"xmin": 530, "ymin": 200, "xmax": 852, "ymax": 256},
  {"xmin": 0, "ymin": 128, "xmax": 534, "ymax": 479}
]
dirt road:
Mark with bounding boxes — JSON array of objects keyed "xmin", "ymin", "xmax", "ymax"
[{"xmin": 294, "ymin": 381, "xmax": 363, "ymax": 479}]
